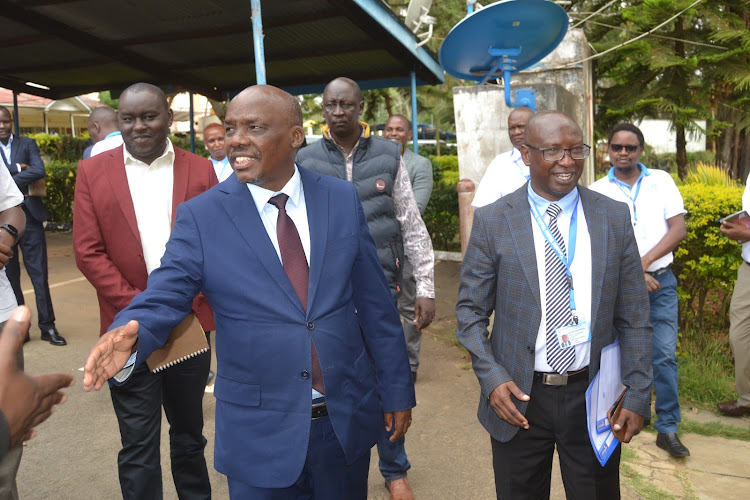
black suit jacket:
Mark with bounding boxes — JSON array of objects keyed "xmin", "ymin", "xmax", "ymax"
[{"xmin": 4, "ymin": 135, "xmax": 49, "ymax": 222}]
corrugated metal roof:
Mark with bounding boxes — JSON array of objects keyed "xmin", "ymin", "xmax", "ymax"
[{"xmin": 0, "ymin": 0, "xmax": 444, "ymax": 99}]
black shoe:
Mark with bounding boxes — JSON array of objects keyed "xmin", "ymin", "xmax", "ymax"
[
  {"xmin": 412, "ymin": 371, "xmax": 417, "ymax": 383},
  {"xmin": 206, "ymin": 370, "xmax": 215, "ymax": 386},
  {"xmin": 656, "ymin": 432, "xmax": 690, "ymax": 457},
  {"xmin": 41, "ymin": 328, "xmax": 67, "ymax": 346}
]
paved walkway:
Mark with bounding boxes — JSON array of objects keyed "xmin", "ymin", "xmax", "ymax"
[{"xmin": 13, "ymin": 233, "xmax": 750, "ymax": 498}]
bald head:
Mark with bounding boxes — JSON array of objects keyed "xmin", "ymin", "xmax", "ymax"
[
  {"xmin": 507, "ymin": 106, "xmax": 534, "ymax": 149},
  {"xmin": 322, "ymin": 77, "xmax": 364, "ymax": 141},
  {"xmin": 87, "ymin": 107, "xmax": 118, "ymax": 143},
  {"xmin": 521, "ymin": 111, "xmax": 585, "ymax": 201},
  {"xmin": 223, "ymin": 85, "xmax": 305, "ymax": 190},
  {"xmin": 120, "ymin": 83, "xmax": 170, "ymax": 113}
]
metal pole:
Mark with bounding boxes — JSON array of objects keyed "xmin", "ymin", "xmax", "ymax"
[
  {"xmin": 12, "ymin": 91, "xmax": 19, "ymax": 136},
  {"xmin": 410, "ymin": 71, "xmax": 418, "ymax": 154},
  {"xmin": 189, "ymin": 92, "xmax": 196, "ymax": 153},
  {"xmin": 251, "ymin": 0, "xmax": 267, "ymax": 85}
]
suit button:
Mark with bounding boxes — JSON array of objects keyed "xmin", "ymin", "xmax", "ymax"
[
  {"xmin": 307, "ymin": 322, "xmax": 314, "ymax": 330},
  {"xmin": 301, "ymin": 370, "xmax": 309, "ymax": 379},
  {"xmin": 527, "ymin": 346, "xmax": 534, "ymax": 353}
]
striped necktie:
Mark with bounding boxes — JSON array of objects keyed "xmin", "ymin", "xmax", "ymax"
[{"xmin": 544, "ymin": 203, "xmax": 576, "ymax": 374}]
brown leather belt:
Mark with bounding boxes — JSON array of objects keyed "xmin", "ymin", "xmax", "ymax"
[
  {"xmin": 311, "ymin": 401, "xmax": 328, "ymax": 420},
  {"xmin": 534, "ymin": 366, "xmax": 589, "ymax": 386}
]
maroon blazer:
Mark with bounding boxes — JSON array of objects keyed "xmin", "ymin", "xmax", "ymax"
[{"xmin": 73, "ymin": 144, "xmax": 218, "ymax": 335}]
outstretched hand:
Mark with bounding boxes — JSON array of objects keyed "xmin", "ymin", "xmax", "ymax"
[
  {"xmin": 83, "ymin": 320, "xmax": 140, "ymax": 392},
  {"xmin": 0, "ymin": 306, "xmax": 74, "ymax": 448}
]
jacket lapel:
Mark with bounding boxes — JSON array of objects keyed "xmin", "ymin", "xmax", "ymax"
[
  {"xmin": 505, "ymin": 186, "xmax": 541, "ymax": 308},
  {"xmin": 218, "ymin": 177, "xmax": 306, "ymax": 316},
  {"xmin": 300, "ymin": 167, "xmax": 328, "ymax": 314},
  {"xmin": 171, "ymin": 149, "xmax": 189, "ymax": 226},
  {"xmin": 105, "ymin": 146, "xmax": 142, "ymax": 246},
  {"xmin": 579, "ymin": 187, "xmax": 607, "ymax": 327}
]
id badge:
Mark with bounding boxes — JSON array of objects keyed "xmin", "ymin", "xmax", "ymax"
[{"xmin": 556, "ymin": 322, "xmax": 591, "ymax": 350}]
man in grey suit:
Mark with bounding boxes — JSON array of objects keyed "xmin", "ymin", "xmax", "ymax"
[
  {"xmin": 385, "ymin": 114, "xmax": 433, "ymax": 382},
  {"xmin": 456, "ymin": 111, "xmax": 652, "ymax": 499}
]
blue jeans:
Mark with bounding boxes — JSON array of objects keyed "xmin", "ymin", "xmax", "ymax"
[
  {"xmin": 378, "ymin": 423, "xmax": 411, "ymax": 481},
  {"xmin": 650, "ymin": 269, "xmax": 681, "ymax": 434}
]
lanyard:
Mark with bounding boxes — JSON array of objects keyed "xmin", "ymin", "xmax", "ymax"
[
  {"xmin": 529, "ymin": 196, "xmax": 580, "ymax": 323},
  {"xmin": 612, "ymin": 170, "xmax": 645, "ymax": 222}
]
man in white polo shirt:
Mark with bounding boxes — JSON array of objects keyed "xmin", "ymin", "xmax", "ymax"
[
  {"xmin": 590, "ymin": 122, "xmax": 689, "ymax": 457},
  {"xmin": 472, "ymin": 107, "xmax": 534, "ymax": 208}
]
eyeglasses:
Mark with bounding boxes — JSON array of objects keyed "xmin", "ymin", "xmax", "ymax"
[
  {"xmin": 525, "ymin": 144, "xmax": 591, "ymax": 162},
  {"xmin": 609, "ymin": 144, "xmax": 639, "ymax": 154}
]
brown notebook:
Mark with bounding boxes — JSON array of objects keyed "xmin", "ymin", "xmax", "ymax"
[{"xmin": 146, "ymin": 312, "xmax": 208, "ymax": 373}]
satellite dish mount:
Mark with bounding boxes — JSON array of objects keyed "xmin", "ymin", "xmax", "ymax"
[{"xmin": 438, "ymin": 0, "xmax": 569, "ymax": 113}]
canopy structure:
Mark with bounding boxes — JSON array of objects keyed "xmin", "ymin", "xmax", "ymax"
[{"xmin": 0, "ymin": 0, "xmax": 444, "ymax": 100}]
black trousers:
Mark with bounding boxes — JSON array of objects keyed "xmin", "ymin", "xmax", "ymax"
[
  {"xmin": 6, "ymin": 208, "xmax": 55, "ymax": 330},
  {"xmin": 109, "ymin": 350, "xmax": 211, "ymax": 500},
  {"xmin": 491, "ymin": 377, "xmax": 621, "ymax": 500}
]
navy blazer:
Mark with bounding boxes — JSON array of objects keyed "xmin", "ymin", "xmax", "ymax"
[
  {"xmin": 110, "ymin": 166, "xmax": 416, "ymax": 488},
  {"xmin": 456, "ymin": 183, "xmax": 653, "ymax": 443},
  {"xmin": 4, "ymin": 136, "xmax": 49, "ymax": 222}
]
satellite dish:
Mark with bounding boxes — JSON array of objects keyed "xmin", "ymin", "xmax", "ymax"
[
  {"xmin": 404, "ymin": 0, "xmax": 436, "ymax": 47},
  {"xmin": 439, "ymin": 0, "xmax": 569, "ymax": 110}
]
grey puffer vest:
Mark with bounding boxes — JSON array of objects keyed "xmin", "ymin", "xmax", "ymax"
[{"xmin": 297, "ymin": 134, "xmax": 404, "ymax": 299}]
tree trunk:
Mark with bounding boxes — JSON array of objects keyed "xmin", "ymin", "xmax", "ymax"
[{"xmin": 676, "ymin": 123, "xmax": 688, "ymax": 180}]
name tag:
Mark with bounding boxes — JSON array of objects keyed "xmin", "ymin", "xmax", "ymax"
[{"xmin": 556, "ymin": 321, "xmax": 591, "ymax": 350}]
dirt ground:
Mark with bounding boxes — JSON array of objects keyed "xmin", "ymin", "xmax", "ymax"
[{"xmin": 14, "ymin": 233, "xmax": 750, "ymax": 499}]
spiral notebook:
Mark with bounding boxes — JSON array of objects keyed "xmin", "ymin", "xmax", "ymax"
[{"xmin": 146, "ymin": 312, "xmax": 209, "ymax": 373}]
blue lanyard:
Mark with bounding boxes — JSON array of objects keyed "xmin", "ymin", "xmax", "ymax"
[
  {"xmin": 611, "ymin": 170, "xmax": 645, "ymax": 222},
  {"xmin": 529, "ymin": 196, "xmax": 580, "ymax": 323}
]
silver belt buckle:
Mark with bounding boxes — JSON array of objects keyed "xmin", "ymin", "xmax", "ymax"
[{"xmin": 542, "ymin": 372, "xmax": 567, "ymax": 386}]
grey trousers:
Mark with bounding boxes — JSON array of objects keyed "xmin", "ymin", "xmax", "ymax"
[
  {"xmin": 0, "ymin": 320, "xmax": 22, "ymax": 500},
  {"xmin": 730, "ymin": 263, "xmax": 750, "ymax": 406},
  {"xmin": 397, "ymin": 257, "xmax": 421, "ymax": 374}
]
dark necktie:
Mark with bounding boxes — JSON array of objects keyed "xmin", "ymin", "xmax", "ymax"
[
  {"xmin": 544, "ymin": 203, "xmax": 576, "ymax": 374},
  {"xmin": 268, "ymin": 193, "xmax": 324, "ymax": 394}
]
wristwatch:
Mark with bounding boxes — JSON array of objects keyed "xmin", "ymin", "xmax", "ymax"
[{"xmin": 0, "ymin": 224, "xmax": 19, "ymax": 245}]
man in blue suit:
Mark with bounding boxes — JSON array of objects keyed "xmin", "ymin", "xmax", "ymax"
[
  {"xmin": 0, "ymin": 107, "xmax": 65, "ymax": 346},
  {"xmin": 83, "ymin": 84, "xmax": 416, "ymax": 498}
]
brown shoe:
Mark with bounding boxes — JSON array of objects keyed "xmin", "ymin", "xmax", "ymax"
[
  {"xmin": 385, "ymin": 477, "xmax": 414, "ymax": 500},
  {"xmin": 717, "ymin": 400, "xmax": 750, "ymax": 416}
]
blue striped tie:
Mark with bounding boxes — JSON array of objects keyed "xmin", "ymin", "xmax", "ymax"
[{"xmin": 545, "ymin": 203, "xmax": 576, "ymax": 374}]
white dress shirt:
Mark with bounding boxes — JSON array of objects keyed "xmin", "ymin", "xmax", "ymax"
[
  {"xmin": 0, "ymin": 165, "xmax": 24, "ymax": 322},
  {"xmin": 472, "ymin": 148, "xmax": 529, "ymax": 208},
  {"xmin": 90, "ymin": 131, "xmax": 124, "ymax": 157},
  {"xmin": 528, "ymin": 185, "xmax": 592, "ymax": 372},
  {"xmin": 123, "ymin": 140, "xmax": 175, "ymax": 274}
]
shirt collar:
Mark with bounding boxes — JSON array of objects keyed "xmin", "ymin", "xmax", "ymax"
[
  {"xmin": 247, "ymin": 164, "xmax": 303, "ymax": 216},
  {"xmin": 1, "ymin": 134, "xmax": 13, "ymax": 148},
  {"xmin": 104, "ymin": 131, "xmax": 122, "ymax": 140},
  {"xmin": 510, "ymin": 147, "xmax": 522, "ymax": 161},
  {"xmin": 123, "ymin": 139, "xmax": 174, "ymax": 167},
  {"xmin": 210, "ymin": 156, "xmax": 229, "ymax": 167},
  {"xmin": 607, "ymin": 162, "xmax": 650, "ymax": 186},
  {"xmin": 527, "ymin": 182, "xmax": 579, "ymax": 217}
]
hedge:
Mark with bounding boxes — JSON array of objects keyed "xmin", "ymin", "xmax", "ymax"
[
  {"xmin": 424, "ymin": 155, "xmax": 460, "ymax": 251},
  {"xmin": 673, "ymin": 182, "xmax": 745, "ymax": 331}
]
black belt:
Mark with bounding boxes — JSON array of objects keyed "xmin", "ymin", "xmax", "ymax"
[
  {"xmin": 311, "ymin": 401, "xmax": 328, "ymax": 420},
  {"xmin": 646, "ymin": 266, "xmax": 670, "ymax": 277},
  {"xmin": 534, "ymin": 366, "xmax": 589, "ymax": 386}
]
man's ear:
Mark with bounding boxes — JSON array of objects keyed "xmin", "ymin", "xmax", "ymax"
[
  {"xmin": 291, "ymin": 126, "xmax": 305, "ymax": 149},
  {"xmin": 520, "ymin": 145, "xmax": 531, "ymax": 166}
]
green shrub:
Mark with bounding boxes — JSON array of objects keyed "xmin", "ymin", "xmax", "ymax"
[
  {"xmin": 29, "ymin": 133, "xmax": 90, "ymax": 162},
  {"xmin": 684, "ymin": 162, "xmax": 738, "ymax": 187},
  {"xmin": 43, "ymin": 161, "xmax": 77, "ymax": 224},
  {"xmin": 169, "ymin": 135, "xmax": 209, "ymax": 158},
  {"xmin": 424, "ymin": 155, "xmax": 459, "ymax": 251},
  {"xmin": 673, "ymin": 183, "xmax": 745, "ymax": 331}
]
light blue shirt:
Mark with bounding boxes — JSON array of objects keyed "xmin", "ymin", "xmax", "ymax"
[
  {"xmin": 0, "ymin": 135, "xmax": 17, "ymax": 171},
  {"xmin": 211, "ymin": 157, "xmax": 232, "ymax": 182}
]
